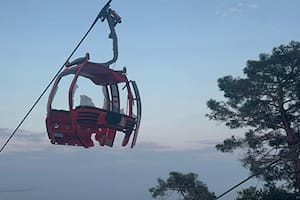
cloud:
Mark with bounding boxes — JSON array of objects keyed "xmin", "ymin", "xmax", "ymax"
[
  {"xmin": 0, "ymin": 187, "xmax": 38, "ymax": 193},
  {"xmin": 217, "ymin": 2, "xmax": 258, "ymax": 17},
  {"xmin": 0, "ymin": 127, "xmax": 226, "ymax": 154},
  {"xmin": 135, "ymin": 141, "xmax": 170, "ymax": 151},
  {"xmin": 136, "ymin": 138, "xmax": 222, "ymax": 152},
  {"xmin": 0, "ymin": 128, "xmax": 50, "ymax": 153}
]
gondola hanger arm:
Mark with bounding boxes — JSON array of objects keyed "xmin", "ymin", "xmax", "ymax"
[{"xmin": 97, "ymin": 0, "xmax": 122, "ymax": 67}]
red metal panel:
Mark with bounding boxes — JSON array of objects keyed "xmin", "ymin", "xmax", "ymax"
[{"xmin": 46, "ymin": 110, "xmax": 83, "ymax": 146}]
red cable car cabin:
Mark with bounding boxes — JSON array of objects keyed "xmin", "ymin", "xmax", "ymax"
[{"xmin": 46, "ymin": 59, "xmax": 141, "ymax": 148}]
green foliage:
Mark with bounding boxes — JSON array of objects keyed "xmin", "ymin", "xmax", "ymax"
[
  {"xmin": 206, "ymin": 41, "xmax": 300, "ymax": 189},
  {"xmin": 236, "ymin": 185, "xmax": 296, "ymax": 200},
  {"xmin": 149, "ymin": 171, "xmax": 215, "ymax": 200},
  {"xmin": 236, "ymin": 186, "xmax": 262, "ymax": 200},
  {"xmin": 215, "ymin": 135, "xmax": 243, "ymax": 152}
]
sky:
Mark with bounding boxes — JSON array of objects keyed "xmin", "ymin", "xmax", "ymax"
[{"xmin": 1, "ymin": 0, "xmax": 300, "ymax": 199}]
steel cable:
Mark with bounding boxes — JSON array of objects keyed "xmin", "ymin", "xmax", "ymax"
[{"xmin": 216, "ymin": 143, "xmax": 300, "ymax": 199}]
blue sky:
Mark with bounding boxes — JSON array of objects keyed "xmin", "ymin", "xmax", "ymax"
[{"xmin": 1, "ymin": 0, "xmax": 300, "ymax": 199}]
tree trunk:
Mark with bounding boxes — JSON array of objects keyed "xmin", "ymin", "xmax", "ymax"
[
  {"xmin": 293, "ymin": 149, "xmax": 300, "ymax": 199},
  {"xmin": 280, "ymin": 101, "xmax": 300, "ymax": 196},
  {"xmin": 285, "ymin": 128, "xmax": 300, "ymax": 198}
]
